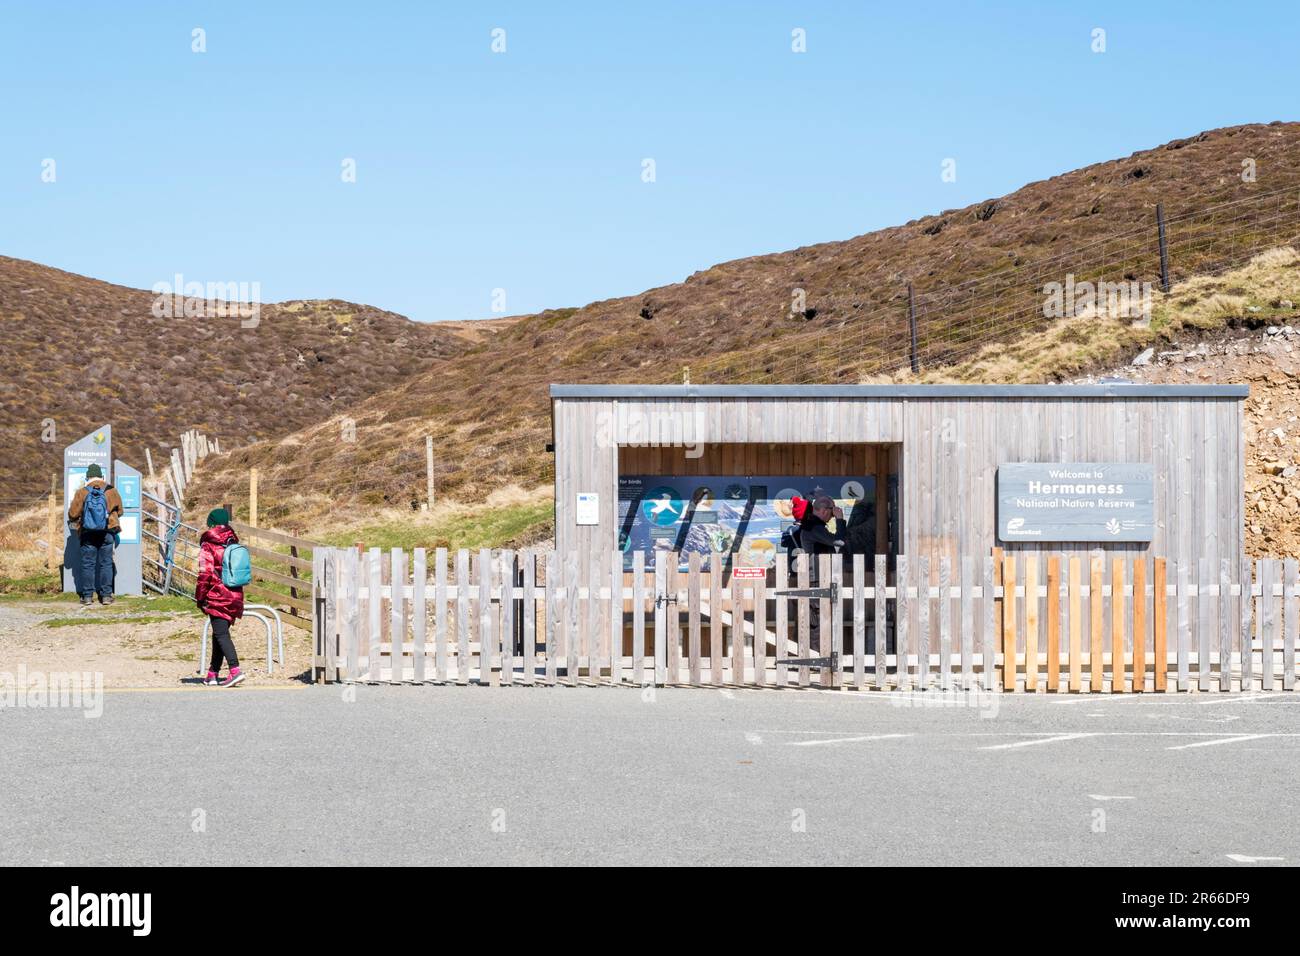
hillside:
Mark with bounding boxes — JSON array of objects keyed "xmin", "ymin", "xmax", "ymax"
[
  {"xmin": 184, "ymin": 122, "xmax": 1300, "ymax": 529},
  {"xmin": 0, "ymin": 257, "xmax": 494, "ymax": 510}
]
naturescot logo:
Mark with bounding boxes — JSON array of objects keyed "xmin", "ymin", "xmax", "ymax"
[
  {"xmin": 1003, "ymin": 517, "xmax": 1040, "ymax": 536},
  {"xmin": 49, "ymin": 886, "xmax": 151, "ymax": 936}
]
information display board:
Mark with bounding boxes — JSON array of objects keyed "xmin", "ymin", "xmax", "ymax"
[
  {"xmin": 617, "ymin": 474, "xmax": 886, "ymax": 571},
  {"xmin": 62, "ymin": 425, "xmax": 112, "ymax": 593},
  {"xmin": 111, "ymin": 459, "xmax": 143, "ymax": 595},
  {"xmin": 997, "ymin": 462, "xmax": 1155, "ymax": 543}
]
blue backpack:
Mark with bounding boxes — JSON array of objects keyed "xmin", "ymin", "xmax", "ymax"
[
  {"xmin": 82, "ymin": 484, "xmax": 108, "ymax": 531},
  {"xmin": 221, "ymin": 542, "xmax": 252, "ymax": 588}
]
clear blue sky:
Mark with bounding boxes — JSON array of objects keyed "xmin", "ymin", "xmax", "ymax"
[{"xmin": 2, "ymin": 1, "xmax": 1295, "ymax": 323}]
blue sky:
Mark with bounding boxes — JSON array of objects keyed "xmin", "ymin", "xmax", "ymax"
[{"xmin": 1, "ymin": 1, "xmax": 1295, "ymax": 323}]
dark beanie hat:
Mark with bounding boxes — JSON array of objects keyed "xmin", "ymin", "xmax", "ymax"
[
  {"xmin": 85, "ymin": 464, "xmax": 103, "ymax": 479},
  {"xmin": 206, "ymin": 507, "xmax": 231, "ymax": 527}
]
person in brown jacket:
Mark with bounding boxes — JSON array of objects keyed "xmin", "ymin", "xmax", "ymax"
[{"xmin": 67, "ymin": 464, "xmax": 124, "ymax": 605}]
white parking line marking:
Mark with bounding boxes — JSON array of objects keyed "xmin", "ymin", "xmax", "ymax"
[
  {"xmin": 1226, "ymin": 854, "xmax": 1285, "ymax": 863},
  {"xmin": 1088, "ymin": 795, "xmax": 1135, "ymax": 801},
  {"xmin": 980, "ymin": 733, "xmax": 1098, "ymax": 750},
  {"xmin": 1166, "ymin": 734, "xmax": 1275, "ymax": 750},
  {"xmin": 787, "ymin": 733, "xmax": 911, "ymax": 747},
  {"xmin": 1051, "ymin": 695, "xmax": 1157, "ymax": 706},
  {"xmin": 1195, "ymin": 693, "xmax": 1289, "ymax": 706}
]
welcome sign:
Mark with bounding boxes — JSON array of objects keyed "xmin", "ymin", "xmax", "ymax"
[{"xmin": 997, "ymin": 463, "xmax": 1154, "ymax": 543}]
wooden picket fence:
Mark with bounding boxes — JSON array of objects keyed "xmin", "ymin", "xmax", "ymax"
[{"xmin": 310, "ymin": 548, "xmax": 1300, "ymax": 692}]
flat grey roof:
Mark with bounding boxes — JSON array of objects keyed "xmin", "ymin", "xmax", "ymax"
[{"xmin": 550, "ymin": 383, "xmax": 1248, "ymax": 399}]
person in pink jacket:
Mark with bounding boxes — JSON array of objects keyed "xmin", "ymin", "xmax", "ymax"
[{"xmin": 196, "ymin": 508, "xmax": 246, "ymax": 687}]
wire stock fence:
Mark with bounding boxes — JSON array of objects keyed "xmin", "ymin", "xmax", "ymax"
[{"xmin": 687, "ymin": 184, "xmax": 1300, "ymax": 383}]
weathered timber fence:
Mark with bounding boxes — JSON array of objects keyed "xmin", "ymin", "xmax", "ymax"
[
  {"xmin": 144, "ymin": 512, "xmax": 319, "ymax": 631},
  {"xmin": 310, "ymin": 549, "xmax": 1300, "ymax": 692},
  {"xmin": 228, "ymin": 521, "xmax": 320, "ymax": 631}
]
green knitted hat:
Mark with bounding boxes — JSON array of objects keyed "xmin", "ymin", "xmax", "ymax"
[
  {"xmin": 206, "ymin": 507, "xmax": 231, "ymax": 527},
  {"xmin": 85, "ymin": 464, "xmax": 103, "ymax": 480}
]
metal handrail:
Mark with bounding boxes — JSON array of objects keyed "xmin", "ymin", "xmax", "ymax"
[{"xmin": 199, "ymin": 603, "xmax": 285, "ymax": 676}]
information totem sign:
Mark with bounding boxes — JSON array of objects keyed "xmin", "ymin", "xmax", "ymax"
[
  {"xmin": 61, "ymin": 425, "xmax": 112, "ymax": 593},
  {"xmin": 111, "ymin": 459, "xmax": 144, "ymax": 596}
]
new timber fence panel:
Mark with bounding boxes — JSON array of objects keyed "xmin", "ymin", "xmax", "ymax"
[
  {"xmin": 315, "ymin": 548, "xmax": 1296, "ymax": 692},
  {"xmin": 1068, "ymin": 557, "xmax": 1082, "ymax": 693},
  {"xmin": 1112, "ymin": 558, "xmax": 1126, "ymax": 693},
  {"xmin": 1046, "ymin": 556, "xmax": 1061, "ymax": 692},
  {"xmin": 1090, "ymin": 556, "xmax": 1104, "ymax": 693},
  {"xmin": 1132, "ymin": 557, "xmax": 1147, "ymax": 693},
  {"xmin": 1001, "ymin": 554, "xmax": 1016, "ymax": 692},
  {"xmin": 1023, "ymin": 554, "xmax": 1038, "ymax": 693}
]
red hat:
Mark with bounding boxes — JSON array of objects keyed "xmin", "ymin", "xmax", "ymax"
[{"xmin": 791, "ymin": 496, "xmax": 808, "ymax": 520}]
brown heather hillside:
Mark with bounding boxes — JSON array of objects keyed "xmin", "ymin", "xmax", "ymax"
[
  {"xmin": 0, "ymin": 257, "xmax": 493, "ymax": 509},
  {"xmin": 185, "ymin": 123, "xmax": 1300, "ymax": 531}
]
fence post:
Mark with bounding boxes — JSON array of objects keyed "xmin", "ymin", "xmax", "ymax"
[
  {"xmin": 1156, "ymin": 202, "xmax": 1171, "ymax": 292},
  {"xmin": 249, "ymin": 468, "xmax": 259, "ymax": 528},
  {"xmin": 1001, "ymin": 554, "xmax": 1016, "ymax": 691},
  {"xmin": 907, "ymin": 282, "xmax": 920, "ymax": 373},
  {"xmin": 425, "ymin": 435, "xmax": 435, "ymax": 510},
  {"xmin": 46, "ymin": 477, "xmax": 58, "ymax": 571},
  {"xmin": 288, "ymin": 544, "xmax": 300, "ymax": 615},
  {"xmin": 653, "ymin": 557, "xmax": 667, "ymax": 686},
  {"xmin": 1154, "ymin": 557, "xmax": 1168, "ymax": 692}
]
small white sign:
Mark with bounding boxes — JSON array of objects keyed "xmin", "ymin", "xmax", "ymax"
[
  {"xmin": 576, "ymin": 492, "xmax": 599, "ymax": 525},
  {"xmin": 118, "ymin": 513, "xmax": 141, "ymax": 544}
]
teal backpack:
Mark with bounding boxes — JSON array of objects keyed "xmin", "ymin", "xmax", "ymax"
[{"xmin": 221, "ymin": 542, "xmax": 252, "ymax": 588}]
